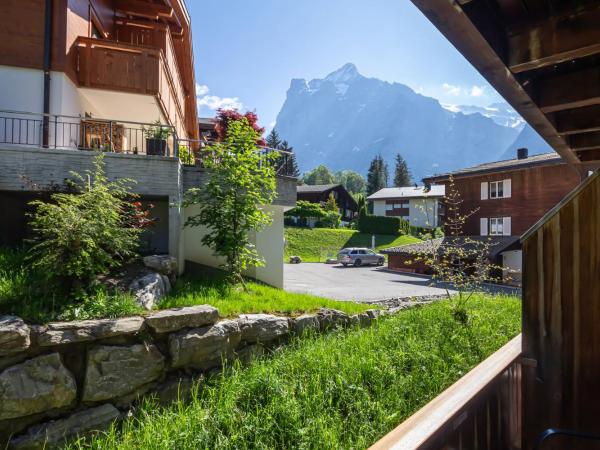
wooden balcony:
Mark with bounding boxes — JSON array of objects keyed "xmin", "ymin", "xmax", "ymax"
[
  {"xmin": 75, "ymin": 36, "xmax": 187, "ymax": 138},
  {"xmin": 370, "ymin": 334, "xmax": 522, "ymax": 450}
]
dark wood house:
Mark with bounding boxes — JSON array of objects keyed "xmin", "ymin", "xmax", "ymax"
[
  {"xmin": 296, "ymin": 184, "xmax": 358, "ymax": 222},
  {"xmin": 423, "ymin": 150, "xmax": 580, "ymax": 237}
]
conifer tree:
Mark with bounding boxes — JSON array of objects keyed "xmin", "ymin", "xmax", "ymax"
[
  {"xmin": 266, "ymin": 129, "xmax": 282, "ymax": 150},
  {"xmin": 366, "ymin": 154, "xmax": 388, "ymax": 195},
  {"xmin": 393, "ymin": 153, "xmax": 413, "ymax": 187}
]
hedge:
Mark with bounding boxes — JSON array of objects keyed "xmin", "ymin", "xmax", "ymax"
[{"xmin": 357, "ymin": 213, "xmax": 409, "ymax": 235}]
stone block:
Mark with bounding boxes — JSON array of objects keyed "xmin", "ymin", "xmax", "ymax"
[
  {"xmin": 82, "ymin": 344, "xmax": 165, "ymax": 403},
  {"xmin": 0, "ymin": 316, "xmax": 30, "ymax": 356},
  {"xmin": 36, "ymin": 317, "xmax": 144, "ymax": 347},
  {"xmin": 145, "ymin": 305, "xmax": 219, "ymax": 334},
  {"xmin": 237, "ymin": 314, "xmax": 289, "ymax": 343},
  {"xmin": 0, "ymin": 354, "xmax": 76, "ymax": 421}
]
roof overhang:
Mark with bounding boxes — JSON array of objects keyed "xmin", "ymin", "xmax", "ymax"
[{"xmin": 410, "ymin": 0, "xmax": 600, "ymax": 176}]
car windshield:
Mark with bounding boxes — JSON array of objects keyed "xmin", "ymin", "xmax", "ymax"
[{"xmin": 339, "ymin": 249, "xmax": 350, "ymax": 254}]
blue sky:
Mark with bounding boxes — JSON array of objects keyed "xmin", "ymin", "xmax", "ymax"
[{"xmin": 187, "ymin": 0, "xmax": 505, "ymax": 130}]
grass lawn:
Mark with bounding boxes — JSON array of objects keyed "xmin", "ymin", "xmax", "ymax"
[
  {"xmin": 66, "ymin": 294, "xmax": 521, "ymax": 450},
  {"xmin": 284, "ymin": 227, "xmax": 421, "ymax": 262},
  {"xmin": 0, "ymin": 247, "xmax": 371, "ymax": 323}
]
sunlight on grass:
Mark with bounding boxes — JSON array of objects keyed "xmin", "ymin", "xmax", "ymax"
[
  {"xmin": 284, "ymin": 227, "xmax": 421, "ymax": 262},
  {"xmin": 161, "ymin": 276, "xmax": 373, "ymax": 317},
  {"xmin": 66, "ymin": 294, "xmax": 521, "ymax": 450}
]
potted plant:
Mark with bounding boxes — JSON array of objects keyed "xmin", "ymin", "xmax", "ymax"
[{"xmin": 144, "ymin": 121, "xmax": 171, "ymax": 156}]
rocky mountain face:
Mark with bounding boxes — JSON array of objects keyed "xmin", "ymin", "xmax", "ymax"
[{"xmin": 274, "ymin": 64, "xmax": 552, "ymax": 180}]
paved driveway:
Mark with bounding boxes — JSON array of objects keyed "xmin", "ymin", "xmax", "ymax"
[
  {"xmin": 285, "ymin": 263, "xmax": 520, "ymax": 302},
  {"xmin": 284, "ymin": 263, "xmax": 454, "ymax": 302}
]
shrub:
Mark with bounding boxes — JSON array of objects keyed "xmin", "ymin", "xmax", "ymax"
[
  {"xmin": 27, "ymin": 155, "xmax": 142, "ymax": 291},
  {"xmin": 178, "ymin": 144, "xmax": 196, "ymax": 166},
  {"xmin": 357, "ymin": 213, "xmax": 407, "ymax": 235},
  {"xmin": 317, "ymin": 210, "xmax": 342, "ymax": 229}
]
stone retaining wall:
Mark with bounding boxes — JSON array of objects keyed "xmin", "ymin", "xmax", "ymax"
[{"xmin": 0, "ymin": 305, "xmax": 386, "ymax": 449}]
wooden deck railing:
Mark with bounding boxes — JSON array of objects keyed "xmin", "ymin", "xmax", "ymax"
[
  {"xmin": 76, "ymin": 37, "xmax": 187, "ymax": 138},
  {"xmin": 370, "ymin": 334, "xmax": 522, "ymax": 450}
]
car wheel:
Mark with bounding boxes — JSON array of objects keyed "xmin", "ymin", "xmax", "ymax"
[
  {"xmin": 354, "ymin": 259, "xmax": 362, "ymax": 267},
  {"xmin": 342, "ymin": 263, "xmax": 348, "ymax": 267},
  {"xmin": 378, "ymin": 259, "xmax": 385, "ymax": 266}
]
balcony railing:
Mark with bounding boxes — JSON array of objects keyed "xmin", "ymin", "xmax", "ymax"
[
  {"xmin": 76, "ymin": 37, "xmax": 186, "ymax": 139},
  {"xmin": 0, "ymin": 110, "xmax": 177, "ymax": 157},
  {"xmin": 0, "ymin": 111, "xmax": 296, "ymax": 177},
  {"xmin": 370, "ymin": 334, "xmax": 522, "ymax": 450}
]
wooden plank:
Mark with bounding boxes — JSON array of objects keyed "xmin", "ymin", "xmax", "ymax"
[
  {"xmin": 576, "ymin": 149, "xmax": 600, "ymax": 162},
  {"xmin": 554, "ymin": 104, "xmax": 600, "ymax": 135},
  {"xmin": 569, "ymin": 131, "xmax": 600, "ymax": 151},
  {"xmin": 369, "ymin": 335, "xmax": 521, "ymax": 450},
  {"xmin": 538, "ymin": 67, "xmax": 600, "ymax": 113},
  {"xmin": 115, "ymin": 0, "xmax": 173, "ymax": 20},
  {"xmin": 508, "ymin": 6, "xmax": 600, "ymax": 73}
]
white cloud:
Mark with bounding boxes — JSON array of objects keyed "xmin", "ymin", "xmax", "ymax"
[
  {"xmin": 470, "ymin": 85, "xmax": 485, "ymax": 97},
  {"xmin": 197, "ymin": 95, "xmax": 243, "ymax": 111},
  {"xmin": 442, "ymin": 83, "xmax": 461, "ymax": 96},
  {"xmin": 196, "ymin": 84, "xmax": 209, "ymax": 96}
]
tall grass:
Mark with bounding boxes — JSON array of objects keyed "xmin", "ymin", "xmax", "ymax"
[
  {"xmin": 0, "ymin": 247, "xmax": 141, "ymax": 323},
  {"xmin": 67, "ymin": 295, "xmax": 520, "ymax": 450}
]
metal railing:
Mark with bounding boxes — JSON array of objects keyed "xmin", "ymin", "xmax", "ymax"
[
  {"xmin": 0, "ymin": 110, "xmax": 177, "ymax": 157},
  {"xmin": 177, "ymin": 137, "xmax": 296, "ymax": 177},
  {"xmin": 534, "ymin": 428, "xmax": 600, "ymax": 450},
  {"xmin": 0, "ymin": 110, "xmax": 297, "ymax": 177}
]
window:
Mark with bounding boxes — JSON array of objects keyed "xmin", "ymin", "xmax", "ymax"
[
  {"xmin": 487, "ymin": 179, "xmax": 512, "ymax": 199},
  {"xmin": 490, "ymin": 218, "xmax": 504, "ymax": 235},
  {"xmin": 385, "ymin": 204, "xmax": 393, "ymax": 211},
  {"xmin": 402, "ymin": 202, "xmax": 409, "ymax": 209}
]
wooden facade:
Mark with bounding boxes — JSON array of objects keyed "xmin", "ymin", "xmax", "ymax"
[
  {"xmin": 521, "ymin": 171, "xmax": 600, "ymax": 449},
  {"xmin": 425, "ymin": 157, "xmax": 580, "ymax": 236},
  {"xmin": 0, "ymin": 0, "xmax": 198, "ymax": 139},
  {"xmin": 297, "ymin": 184, "xmax": 359, "ymax": 220}
]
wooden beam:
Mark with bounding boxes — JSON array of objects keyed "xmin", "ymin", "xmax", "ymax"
[
  {"xmin": 555, "ymin": 104, "xmax": 600, "ymax": 135},
  {"xmin": 576, "ymin": 149, "xmax": 600, "ymax": 162},
  {"xmin": 408, "ymin": 0, "xmax": 582, "ymax": 172},
  {"xmin": 508, "ymin": 6, "xmax": 600, "ymax": 73},
  {"xmin": 115, "ymin": 0, "xmax": 173, "ymax": 20},
  {"xmin": 539, "ymin": 66, "xmax": 600, "ymax": 113},
  {"xmin": 570, "ymin": 132, "xmax": 600, "ymax": 151}
]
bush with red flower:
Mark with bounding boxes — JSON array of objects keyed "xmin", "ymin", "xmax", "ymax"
[{"xmin": 214, "ymin": 109, "xmax": 266, "ymax": 146}]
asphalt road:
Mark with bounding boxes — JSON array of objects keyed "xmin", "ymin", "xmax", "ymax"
[
  {"xmin": 284, "ymin": 263, "xmax": 520, "ymax": 302},
  {"xmin": 284, "ymin": 263, "xmax": 454, "ymax": 302}
]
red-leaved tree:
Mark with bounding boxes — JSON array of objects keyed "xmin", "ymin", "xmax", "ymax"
[{"xmin": 214, "ymin": 109, "xmax": 266, "ymax": 146}]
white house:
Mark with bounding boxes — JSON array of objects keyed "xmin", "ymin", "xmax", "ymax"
[{"xmin": 367, "ymin": 185, "xmax": 445, "ymax": 229}]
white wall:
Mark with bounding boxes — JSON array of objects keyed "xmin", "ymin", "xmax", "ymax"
[
  {"xmin": 183, "ymin": 205, "xmax": 286, "ymax": 288},
  {"xmin": 502, "ymin": 250, "xmax": 522, "ymax": 284},
  {"xmin": 409, "ymin": 198, "xmax": 439, "ymax": 228},
  {"xmin": 372, "ymin": 200, "xmax": 386, "ymax": 216}
]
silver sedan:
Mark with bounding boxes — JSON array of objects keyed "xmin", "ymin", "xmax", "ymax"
[{"xmin": 337, "ymin": 248, "xmax": 385, "ymax": 267}]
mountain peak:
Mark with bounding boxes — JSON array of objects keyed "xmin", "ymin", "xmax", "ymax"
[{"xmin": 325, "ymin": 63, "xmax": 360, "ymax": 83}]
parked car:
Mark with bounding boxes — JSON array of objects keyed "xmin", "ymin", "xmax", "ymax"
[{"xmin": 337, "ymin": 248, "xmax": 385, "ymax": 267}]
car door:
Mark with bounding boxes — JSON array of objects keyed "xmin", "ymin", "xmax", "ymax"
[{"xmin": 365, "ymin": 250, "xmax": 377, "ymax": 264}]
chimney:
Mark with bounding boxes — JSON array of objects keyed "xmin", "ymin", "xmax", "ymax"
[{"xmin": 517, "ymin": 148, "xmax": 528, "ymax": 160}]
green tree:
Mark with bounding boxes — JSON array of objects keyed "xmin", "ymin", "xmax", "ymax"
[
  {"xmin": 354, "ymin": 193, "xmax": 367, "ymax": 216},
  {"xmin": 285, "ymin": 200, "xmax": 325, "ymax": 220},
  {"xmin": 336, "ymin": 170, "xmax": 366, "ymax": 194},
  {"xmin": 393, "ymin": 153, "xmax": 413, "ymax": 187},
  {"xmin": 366, "ymin": 154, "xmax": 388, "ymax": 195},
  {"xmin": 183, "ymin": 118, "xmax": 278, "ymax": 286},
  {"xmin": 281, "ymin": 140, "xmax": 300, "ymax": 178},
  {"xmin": 28, "ymin": 155, "xmax": 142, "ymax": 291},
  {"xmin": 303, "ymin": 165, "xmax": 336, "ymax": 185},
  {"xmin": 266, "ymin": 129, "xmax": 282, "ymax": 149},
  {"xmin": 324, "ymin": 192, "xmax": 338, "ymax": 212}
]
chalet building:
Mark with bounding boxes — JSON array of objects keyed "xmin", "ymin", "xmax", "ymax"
[
  {"xmin": 296, "ymin": 184, "xmax": 358, "ymax": 223},
  {"xmin": 367, "ymin": 185, "xmax": 445, "ymax": 229},
  {"xmin": 422, "ymin": 150, "xmax": 580, "ymax": 237},
  {"xmin": 372, "ymin": 0, "xmax": 600, "ymax": 448},
  {"xmin": 0, "ymin": 0, "xmax": 296, "ymax": 289}
]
